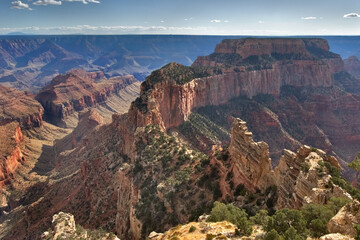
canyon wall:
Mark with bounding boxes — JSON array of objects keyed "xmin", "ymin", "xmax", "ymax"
[
  {"xmin": 130, "ymin": 38, "xmax": 342, "ymax": 133},
  {"xmin": 36, "ymin": 69, "xmax": 138, "ymax": 124},
  {"xmin": 0, "ymin": 85, "xmax": 43, "ymax": 128}
]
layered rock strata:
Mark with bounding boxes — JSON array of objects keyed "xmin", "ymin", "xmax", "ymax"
[
  {"xmin": 227, "ymin": 118, "xmax": 351, "ymax": 208},
  {"xmin": 0, "ymin": 122, "xmax": 24, "ymax": 187},
  {"xmin": 0, "ymin": 85, "xmax": 43, "ymax": 128},
  {"xmin": 36, "ymin": 69, "xmax": 138, "ymax": 124}
]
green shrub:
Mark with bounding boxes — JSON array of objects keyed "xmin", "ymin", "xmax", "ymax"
[
  {"xmin": 265, "ymin": 208, "xmax": 307, "ymax": 238},
  {"xmin": 250, "ymin": 209, "xmax": 268, "ymax": 226},
  {"xmin": 355, "ymin": 224, "xmax": 360, "ymax": 240},
  {"xmin": 265, "ymin": 229, "xmax": 284, "ymax": 240},
  {"xmin": 284, "ymin": 226, "xmax": 301, "ymax": 240},
  {"xmin": 189, "ymin": 225, "xmax": 196, "ymax": 233},
  {"xmin": 234, "ymin": 184, "xmax": 247, "ymax": 196},
  {"xmin": 207, "ymin": 202, "xmax": 252, "ymax": 236}
]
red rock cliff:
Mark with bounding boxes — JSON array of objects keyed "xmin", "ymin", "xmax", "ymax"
[
  {"xmin": 0, "ymin": 122, "xmax": 24, "ymax": 187},
  {"xmin": 0, "ymin": 85, "xmax": 43, "ymax": 129}
]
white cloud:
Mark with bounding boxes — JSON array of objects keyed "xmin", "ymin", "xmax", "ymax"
[
  {"xmin": 210, "ymin": 19, "xmax": 221, "ymax": 23},
  {"xmin": 223, "ymin": 20, "xmax": 229, "ymax": 23},
  {"xmin": 258, "ymin": 20, "xmax": 264, "ymax": 24},
  {"xmin": 0, "ymin": 25, "xmax": 208, "ymax": 35},
  {"xmin": 160, "ymin": 20, "xmax": 165, "ymax": 23},
  {"xmin": 301, "ymin": 17, "xmax": 317, "ymax": 20},
  {"xmin": 11, "ymin": 0, "xmax": 32, "ymax": 10},
  {"xmin": 62, "ymin": 0, "xmax": 100, "ymax": 4},
  {"xmin": 184, "ymin": 17, "xmax": 193, "ymax": 21},
  {"xmin": 33, "ymin": 0, "xmax": 62, "ymax": 5},
  {"xmin": 343, "ymin": 13, "xmax": 360, "ymax": 18}
]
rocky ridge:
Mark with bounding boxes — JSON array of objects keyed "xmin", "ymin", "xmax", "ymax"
[
  {"xmin": 0, "ymin": 85, "xmax": 43, "ymax": 128},
  {"xmin": 0, "ymin": 85, "xmax": 43, "ymax": 189},
  {"xmin": 36, "ymin": 69, "xmax": 138, "ymax": 125}
]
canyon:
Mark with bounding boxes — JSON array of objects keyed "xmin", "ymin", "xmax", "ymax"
[
  {"xmin": 0, "ymin": 35, "xmax": 359, "ymax": 93},
  {"xmin": 0, "ymin": 37, "xmax": 360, "ymax": 240}
]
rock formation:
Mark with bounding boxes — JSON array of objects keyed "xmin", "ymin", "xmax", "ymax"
[
  {"xmin": 227, "ymin": 118, "xmax": 272, "ymax": 191},
  {"xmin": 36, "ymin": 69, "xmax": 138, "ymax": 125},
  {"xmin": 0, "ymin": 122, "xmax": 24, "ymax": 188},
  {"xmin": 227, "ymin": 118, "xmax": 351, "ymax": 209},
  {"xmin": 328, "ymin": 200, "xmax": 360, "ymax": 237},
  {"xmin": 119, "ymin": 38, "xmax": 360, "ymax": 170},
  {"xmin": 41, "ymin": 212, "xmax": 119, "ymax": 240},
  {"xmin": 0, "ymin": 85, "xmax": 43, "ymax": 128},
  {"xmin": 0, "ymin": 85, "xmax": 43, "ymax": 190}
]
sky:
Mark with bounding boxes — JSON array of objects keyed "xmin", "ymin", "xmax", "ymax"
[{"xmin": 0, "ymin": 0, "xmax": 359, "ymax": 35}]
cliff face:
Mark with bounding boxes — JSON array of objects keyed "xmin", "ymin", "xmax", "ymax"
[
  {"xmin": 0, "ymin": 85, "xmax": 43, "ymax": 128},
  {"xmin": 0, "ymin": 122, "xmax": 24, "ymax": 187},
  {"xmin": 228, "ymin": 119, "xmax": 272, "ymax": 191},
  {"xmin": 227, "ymin": 118, "xmax": 351, "ymax": 209},
  {"xmin": 0, "ymin": 85, "xmax": 43, "ymax": 189},
  {"xmin": 131, "ymin": 38, "xmax": 342, "ymax": 134},
  {"xmin": 36, "ymin": 69, "xmax": 138, "ymax": 125}
]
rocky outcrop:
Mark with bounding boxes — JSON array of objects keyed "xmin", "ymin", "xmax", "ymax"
[
  {"xmin": 41, "ymin": 212, "xmax": 119, "ymax": 240},
  {"xmin": 0, "ymin": 85, "xmax": 43, "ymax": 128},
  {"xmin": 148, "ymin": 221, "xmax": 245, "ymax": 240},
  {"xmin": 328, "ymin": 200, "xmax": 360, "ymax": 237},
  {"xmin": 320, "ymin": 233, "xmax": 355, "ymax": 240},
  {"xmin": 226, "ymin": 118, "xmax": 351, "ymax": 209},
  {"xmin": 36, "ymin": 69, "xmax": 138, "ymax": 125},
  {"xmin": 228, "ymin": 119, "xmax": 272, "ymax": 191},
  {"xmin": 273, "ymin": 146, "xmax": 351, "ymax": 208},
  {"xmin": 344, "ymin": 56, "xmax": 360, "ymax": 78}
]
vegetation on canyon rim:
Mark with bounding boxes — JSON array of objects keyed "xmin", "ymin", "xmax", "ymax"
[{"xmin": 206, "ymin": 197, "xmax": 350, "ymax": 240}]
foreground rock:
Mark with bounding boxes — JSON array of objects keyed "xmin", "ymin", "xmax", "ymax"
[
  {"xmin": 320, "ymin": 233, "xmax": 355, "ymax": 240},
  {"xmin": 328, "ymin": 200, "xmax": 360, "ymax": 237},
  {"xmin": 41, "ymin": 212, "xmax": 119, "ymax": 240},
  {"xmin": 148, "ymin": 221, "xmax": 264, "ymax": 240}
]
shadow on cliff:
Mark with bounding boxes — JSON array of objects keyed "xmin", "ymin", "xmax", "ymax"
[{"xmin": 30, "ymin": 144, "xmax": 56, "ymax": 175}]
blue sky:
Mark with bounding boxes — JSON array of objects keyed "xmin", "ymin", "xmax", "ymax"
[{"xmin": 0, "ymin": 0, "xmax": 359, "ymax": 35}]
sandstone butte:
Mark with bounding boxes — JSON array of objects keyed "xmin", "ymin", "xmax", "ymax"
[
  {"xmin": 0, "ymin": 85, "xmax": 43, "ymax": 188},
  {"xmin": 1, "ymin": 38, "xmax": 360, "ymax": 240},
  {"xmin": 114, "ymin": 38, "xmax": 359, "ymax": 167},
  {"xmin": 35, "ymin": 69, "xmax": 138, "ymax": 125}
]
